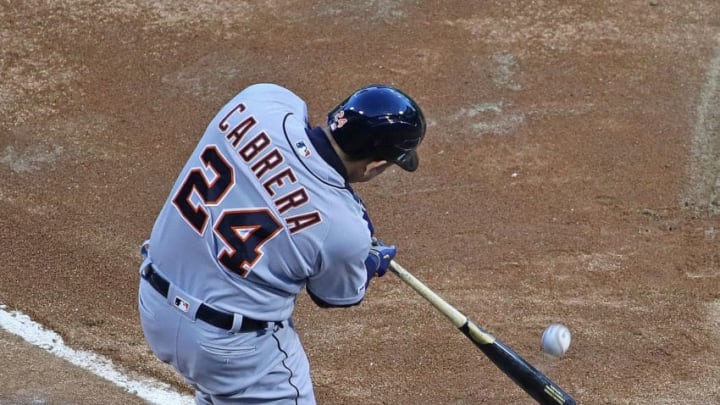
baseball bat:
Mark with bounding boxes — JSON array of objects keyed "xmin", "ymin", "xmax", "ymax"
[{"xmin": 388, "ymin": 260, "xmax": 576, "ymax": 405}]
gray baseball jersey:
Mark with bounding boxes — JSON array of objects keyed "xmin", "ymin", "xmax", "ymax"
[
  {"xmin": 148, "ymin": 83, "xmax": 372, "ymax": 320},
  {"xmin": 139, "ymin": 83, "xmax": 375, "ymax": 403}
]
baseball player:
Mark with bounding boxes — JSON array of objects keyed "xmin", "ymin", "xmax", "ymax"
[{"xmin": 137, "ymin": 83, "xmax": 426, "ymax": 404}]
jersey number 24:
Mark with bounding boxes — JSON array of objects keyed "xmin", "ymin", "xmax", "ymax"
[{"xmin": 172, "ymin": 145, "xmax": 282, "ymax": 277}]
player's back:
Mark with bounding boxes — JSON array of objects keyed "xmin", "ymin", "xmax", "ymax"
[{"xmin": 147, "ymin": 84, "xmax": 370, "ymax": 321}]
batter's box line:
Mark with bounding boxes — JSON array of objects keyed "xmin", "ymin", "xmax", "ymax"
[{"xmin": 0, "ymin": 304, "xmax": 193, "ymax": 405}]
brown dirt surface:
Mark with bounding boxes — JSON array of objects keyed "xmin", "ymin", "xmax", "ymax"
[
  {"xmin": 2, "ymin": 1, "xmax": 720, "ymax": 404},
  {"xmin": 0, "ymin": 329, "xmax": 143, "ymax": 405}
]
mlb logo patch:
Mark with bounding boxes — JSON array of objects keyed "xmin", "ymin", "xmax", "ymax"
[
  {"xmin": 174, "ymin": 296, "xmax": 190, "ymax": 312},
  {"xmin": 295, "ymin": 141, "xmax": 311, "ymax": 158}
]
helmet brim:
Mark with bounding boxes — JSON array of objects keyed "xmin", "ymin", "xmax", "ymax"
[{"xmin": 395, "ymin": 150, "xmax": 419, "ymax": 172}]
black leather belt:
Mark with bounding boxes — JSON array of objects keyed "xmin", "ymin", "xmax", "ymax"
[{"xmin": 142, "ymin": 265, "xmax": 269, "ymax": 332}]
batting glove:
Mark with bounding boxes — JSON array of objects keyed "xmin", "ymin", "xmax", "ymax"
[{"xmin": 365, "ymin": 238, "xmax": 396, "ymax": 280}]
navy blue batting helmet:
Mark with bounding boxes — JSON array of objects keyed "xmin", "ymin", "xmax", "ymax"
[{"xmin": 327, "ymin": 85, "xmax": 426, "ymax": 172}]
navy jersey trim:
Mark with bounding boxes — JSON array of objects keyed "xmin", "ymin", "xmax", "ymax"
[
  {"xmin": 305, "ymin": 126, "xmax": 349, "ymax": 180},
  {"xmin": 307, "ymin": 288, "xmax": 363, "ymax": 308},
  {"xmin": 283, "ymin": 113, "xmax": 348, "ymax": 189}
]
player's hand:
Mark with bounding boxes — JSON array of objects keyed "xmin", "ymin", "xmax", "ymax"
[{"xmin": 365, "ymin": 238, "xmax": 396, "ymax": 278}]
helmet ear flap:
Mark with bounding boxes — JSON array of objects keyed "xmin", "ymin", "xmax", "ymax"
[{"xmin": 327, "ymin": 85, "xmax": 426, "ymax": 172}]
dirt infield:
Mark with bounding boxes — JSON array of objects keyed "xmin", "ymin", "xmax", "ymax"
[{"xmin": 2, "ymin": 1, "xmax": 720, "ymax": 404}]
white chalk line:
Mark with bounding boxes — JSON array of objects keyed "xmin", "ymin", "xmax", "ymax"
[
  {"xmin": 0, "ymin": 305, "xmax": 193, "ymax": 405},
  {"xmin": 686, "ymin": 33, "xmax": 720, "ymax": 213}
]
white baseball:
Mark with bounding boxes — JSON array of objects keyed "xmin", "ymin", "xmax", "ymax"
[{"xmin": 542, "ymin": 323, "xmax": 571, "ymax": 357}]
